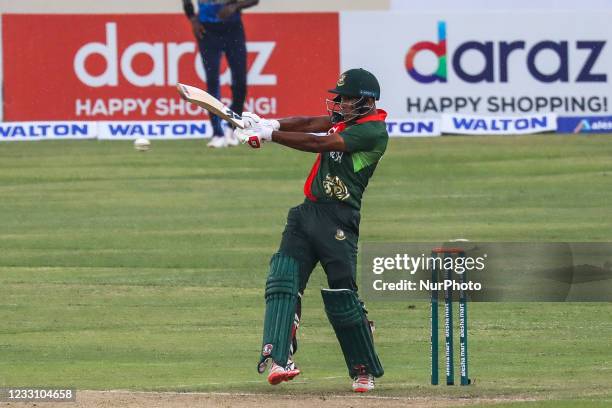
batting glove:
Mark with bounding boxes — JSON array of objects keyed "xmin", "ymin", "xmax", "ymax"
[
  {"xmin": 242, "ymin": 112, "xmax": 280, "ymax": 132},
  {"xmin": 234, "ymin": 123, "xmax": 274, "ymax": 148}
]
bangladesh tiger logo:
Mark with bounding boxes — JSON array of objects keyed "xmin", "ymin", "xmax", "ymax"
[{"xmin": 323, "ymin": 174, "xmax": 350, "ymax": 201}]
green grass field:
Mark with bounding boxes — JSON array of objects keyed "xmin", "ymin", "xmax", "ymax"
[{"xmin": 0, "ymin": 136, "xmax": 611, "ymax": 406}]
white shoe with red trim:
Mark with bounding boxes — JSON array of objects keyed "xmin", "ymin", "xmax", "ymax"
[
  {"xmin": 352, "ymin": 373, "xmax": 375, "ymax": 393},
  {"xmin": 267, "ymin": 359, "xmax": 301, "ymax": 385}
]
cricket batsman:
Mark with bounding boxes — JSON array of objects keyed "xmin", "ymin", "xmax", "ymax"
[{"xmin": 234, "ymin": 68, "xmax": 387, "ymax": 392}]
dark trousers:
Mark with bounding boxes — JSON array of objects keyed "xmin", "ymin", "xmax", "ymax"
[
  {"xmin": 278, "ymin": 199, "xmax": 361, "ymax": 293},
  {"xmin": 196, "ymin": 21, "xmax": 247, "ymax": 136},
  {"xmin": 277, "ymin": 199, "xmax": 363, "ymax": 357}
]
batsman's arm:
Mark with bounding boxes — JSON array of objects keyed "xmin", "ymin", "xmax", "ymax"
[
  {"xmin": 277, "ymin": 115, "xmax": 333, "ymax": 133},
  {"xmin": 271, "ymin": 131, "xmax": 347, "ymax": 153}
]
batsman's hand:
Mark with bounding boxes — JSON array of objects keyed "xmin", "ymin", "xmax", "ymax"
[
  {"xmin": 234, "ymin": 123, "xmax": 274, "ymax": 149},
  {"xmin": 241, "ymin": 112, "xmax": 261, "ymax": 128},
  {"xmin": 242, "ymin": 112, "xmax": 280, "ymax": 131}
]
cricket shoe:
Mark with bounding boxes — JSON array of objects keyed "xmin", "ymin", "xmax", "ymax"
[
  {"xmin": 224, "ymin": 127, "xmax": 240, "ymax": 147},
  {"xmin": 267, "ymin": 359, "xmax": 301, "ymax": 385},
  {"xmin": 207, "ymin": 136, "xmax": 227, "ymax": 148},
  {"xmin": 352, "ymin": 373, "xmax": 375, "ymax": 393}
]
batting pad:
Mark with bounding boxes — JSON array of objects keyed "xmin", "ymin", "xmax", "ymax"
[
  {"xmin": 321, "ymin": 288, "xmax": 384, "ymax": 378},
  {"xmin": 258, "ymin": 253, "xmax": 300, "ymax": 373}
]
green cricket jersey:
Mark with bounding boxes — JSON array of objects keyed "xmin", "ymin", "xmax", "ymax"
[{"xmin": 303, "ymin": 110, "xmax": 389, "ymax": 210}]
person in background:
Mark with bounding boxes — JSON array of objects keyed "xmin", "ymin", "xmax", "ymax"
[{"xmin": 182, "ymin": 0, "xmax": 259, "ymax": 148}]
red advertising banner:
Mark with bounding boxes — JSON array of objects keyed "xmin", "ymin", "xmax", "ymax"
[{"xmin": 2, "ymin": 13, "xmax": 339, "ymax": 121}]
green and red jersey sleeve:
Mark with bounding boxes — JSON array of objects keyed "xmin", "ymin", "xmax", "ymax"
[{"xmin": 303, "ymin": 110, "xmax": 389, "ymax": 210}]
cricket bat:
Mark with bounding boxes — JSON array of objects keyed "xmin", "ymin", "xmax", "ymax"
[{"xmin": 177, "ymin": 83, "xmax": 245, "ymax": 129}]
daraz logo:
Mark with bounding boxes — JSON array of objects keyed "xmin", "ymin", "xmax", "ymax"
[
  {"xmin": 405, "ymin": 22, "xmax": 447, "ymax": 83},
  {"xmin": 405, "ymin": 21, "xmax": 607, "ymax": 84}
]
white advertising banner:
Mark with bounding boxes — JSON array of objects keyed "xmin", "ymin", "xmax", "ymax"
[
  {"xmin": 390, "ymin": 0, "xmax": 612, "ymax": 11},
  {"xmin": 386, "ymin": 118, "xmax": 441, "ymax": 137},
  {"xmin": 97, "ymin": 120, "xmax": 211, "ymax": 140},
  {"xmin": 340, "ymin": 12, "xmax": 612, "ymax": 118},
  {"xmin": 0, "ymin": 121, "xmax": 97, "ymax": 141},
  {"xmin": 441, "ymin": 113, "xmax": 557, "ymax": 135}
]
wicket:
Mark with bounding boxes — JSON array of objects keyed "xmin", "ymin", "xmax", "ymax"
[{"xmin": 430, "ymin": 248, "xmax": 471, "ymax": 386}]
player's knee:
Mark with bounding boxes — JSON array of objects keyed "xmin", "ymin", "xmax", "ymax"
[
  {"xmin": 265, "ymin": 253, "xmax": 300, "ymax": 297},
  {"xmin": 328, "ymin": 275, "xmax": 357, "ymax": 291}
]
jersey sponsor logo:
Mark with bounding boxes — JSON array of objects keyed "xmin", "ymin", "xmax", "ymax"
[
  {"xmin": 323, "ymin": 174, "xmax": 350, "ymax": 201},
  {"xmin": 335, "ymin": 228, "xmax": 346, "ymax": 241},
  {"xmin": 329, "ymin": 151, "xmax": 343, "ymax": 163}
]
